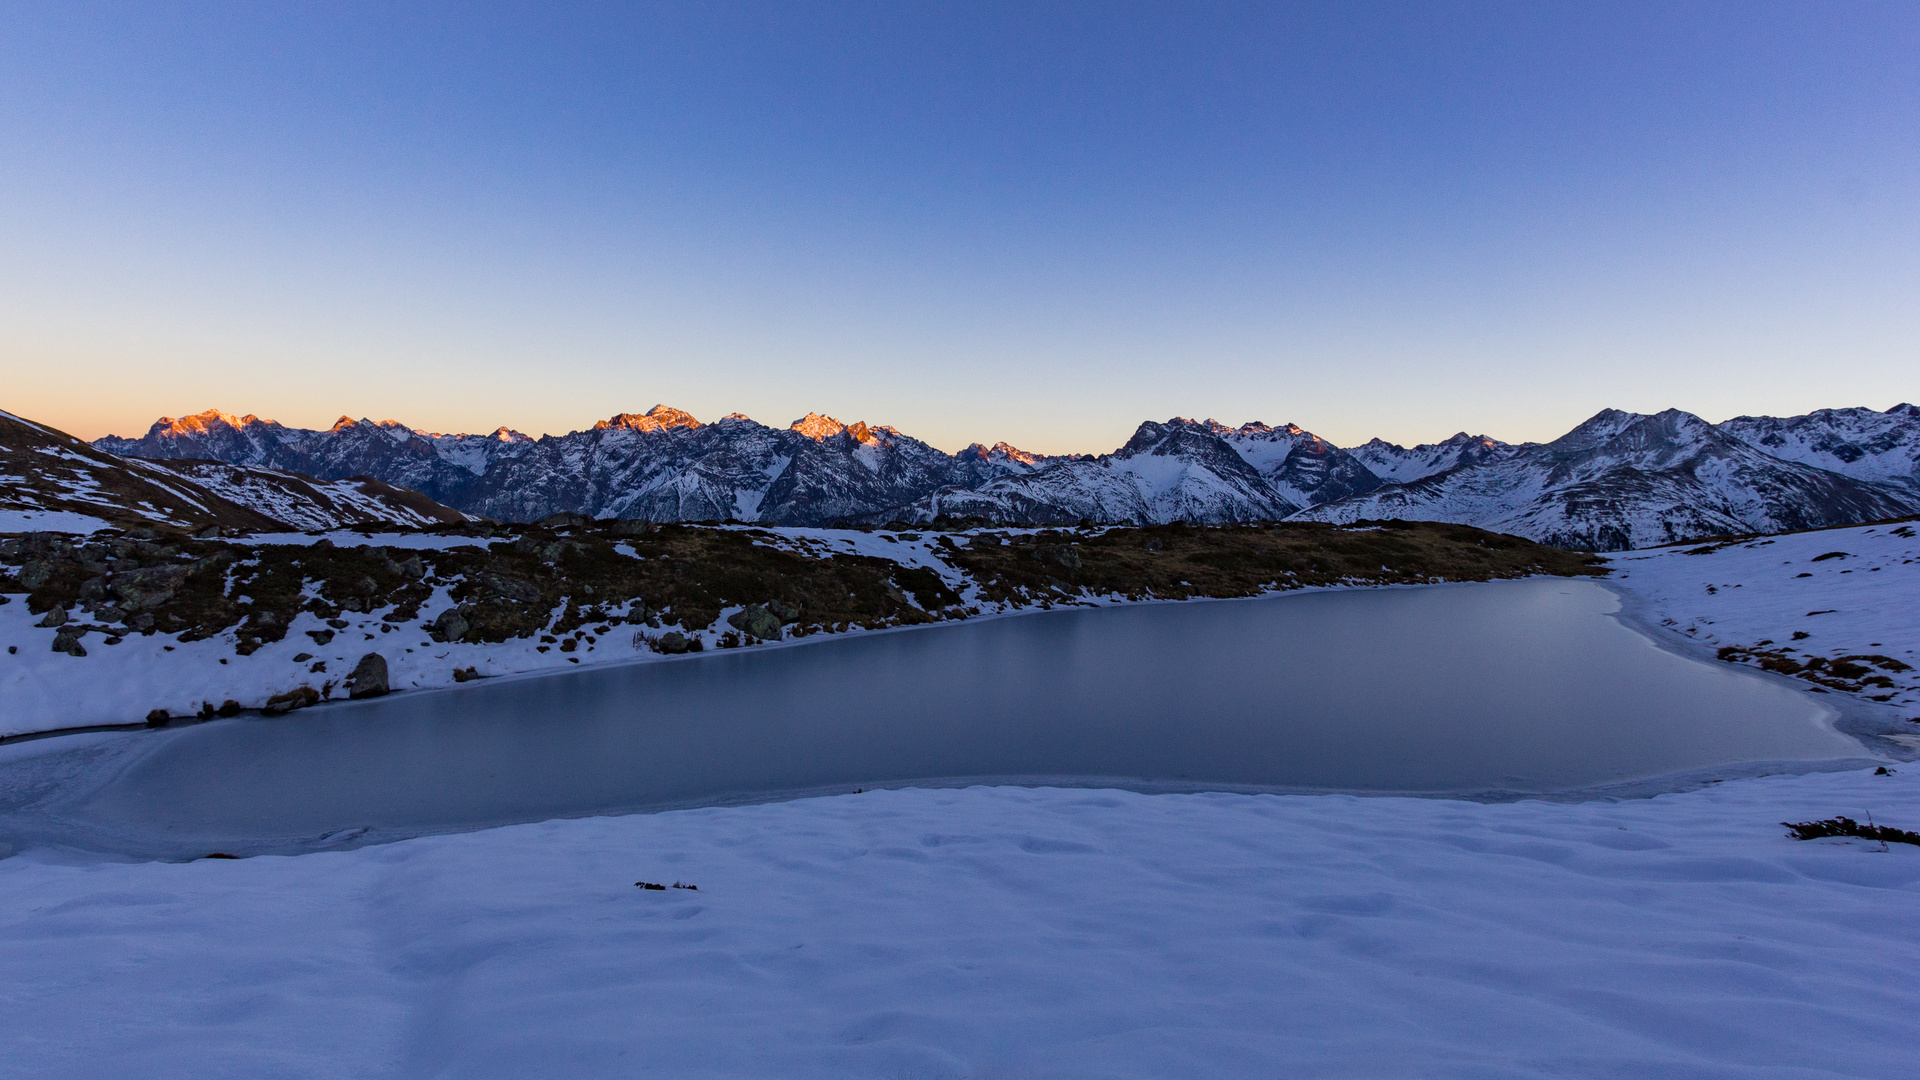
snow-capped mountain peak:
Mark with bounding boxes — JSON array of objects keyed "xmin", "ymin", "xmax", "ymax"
[{"xmin": 1348, "ymin": 431, "xmax": 1515, "ymax": 483}]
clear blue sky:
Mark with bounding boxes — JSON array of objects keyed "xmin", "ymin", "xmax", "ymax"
[{"xmin": 3, "ymin": 2, "xmax": 1915, "ymax": 453}]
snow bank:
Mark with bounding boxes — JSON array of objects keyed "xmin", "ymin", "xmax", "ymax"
[
  {"xmin": 1609, "ymin": 520, "xmax": 1920, "ymax": 715},
  {"xmin": 1, "ymin": 769, "xmax": 1915, "ymax": 1078},
  {"xmin": 0, "ymin": 509, "xmax": 115, "ymax": 533}
]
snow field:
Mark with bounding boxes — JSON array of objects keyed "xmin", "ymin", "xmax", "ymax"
[
  {"xmin": 1, "ymin": 770, "xmax": 1916, "ymax": 1078},
  {"xmin": 1610, "ymin": 521, "xmax": 1920, "ymax": 713}
]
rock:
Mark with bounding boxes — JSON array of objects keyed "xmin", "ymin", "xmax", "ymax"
[
  {"xmin": 656, "ymin": 631, "xmax": 691, "ymax": 654},
  {"xmin": 1031, "ymin": 544, "xmax": 1082, "ymax": 570},
  {"xmin": 18, "ymin": 560, "xmax": 57, "ymax": 590},
  {"xmin": 766, "ymin": 599, "xmax": 802, "ymax": 623},
  {"xmin": 37, "ymin": 606, "xmax": 68, "ymax": 628},
  {"xmin": 452, "ymin": 666, "xmax": 481, "ymax": 682},
  {"xmin": 195, "ymin": 525, "xmax": 222, "ymax": 539},
  {"xmin": 346, "ymin": 653, "xmax": 390, "ymax": 699},
  {"xmin": 111, "ymin": 565, "xmax": 190, "ymax": 610},
  {"xmin": 262, "ymin": 686, "xmax": 320, "ymax": 715},
  {"xmin": 728, "ymin": 605, "xmax": 783, "ymax": 641},
  {"xmin": 78, "ymin": 576, "xmax": 108, "ymax": 602},
  {"xmin": 307, "ymin": 629, "xmax": 336, "ymax": 646},
  {"xmin": 51, "ymin": 629, "xmax": 87, "ymax": 657},
  {"xmin": 427, "ymin": 608, "xmax": 468, "ymax": 643},
  {"xmin": 193, "ymin": 549, "xmax": 236, "ymax": 574},
  {"xmin": 479, "ymin": 573, "xmax": 543, "ymax": 603},
  {"xmin": 145, "ymin": 709, "xmax": 171, "ymax": 727},
  {"xmin": 293, "ymin": 652, "xmax": 313, "ymax": 662}
]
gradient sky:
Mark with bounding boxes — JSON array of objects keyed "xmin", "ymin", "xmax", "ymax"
[{"xmin": 3, "ymin": 2, "xmax": 1916, "ymax": 454}]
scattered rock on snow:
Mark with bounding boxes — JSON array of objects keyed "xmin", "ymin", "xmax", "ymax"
[
  {"xmin": 727, "ymin": 605, "xmax": 783, "ymax": 640},
  {"xmin": 50, "ymin": 628, "xmax": 86, "ymax": 656},
  {"xmin": 346, "ymin": 653, "xmax": 390, "ymax": 699}
]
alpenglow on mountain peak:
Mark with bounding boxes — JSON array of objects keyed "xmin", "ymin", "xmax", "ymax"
[{"xmin": 592, "ymin": 405, "xmax": 701, "ymax": 433}]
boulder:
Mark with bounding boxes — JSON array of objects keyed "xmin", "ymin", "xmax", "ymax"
[
  {"xmin": 36, "ymin": 606, "xmax": 68, "ymax": 628},
  {"xmin": 427, "ymin": 608, "xmax": 468, "ymax": 643},
  {"xmin": 479, "ymin": 573, "xmax": 543, "ymax": 604},
  {"xmin": 766, "ymin": 599, "xmax": 802, "ymax": 623},
  {"xmin": 51, "ymin": 628, "xmax": 87, "ymax": 657},
  {"xmin": 727, "ymin": 605, "xmax": 784, "ymax": 641},
  {"xmin": 346, "ymin": 653, "xmax": 390, "ymax": 699},
  {"xmin": 306, "ymin": 628, "xmax": 336, "ymax": 646},
  {"xmin": 1031, "ymin": 544, "xmax": 1082, "ymax": 570},
  {"xmin": 18, "ymin": 560, "xmax": 57, "ymax": 590},
  {"xmin": 111, "ymin": 565, "xmax": 191, "ymax": 610},
  {"xmin": 656, "ymin": 631, "xmax": 691, "ymax": 654}
]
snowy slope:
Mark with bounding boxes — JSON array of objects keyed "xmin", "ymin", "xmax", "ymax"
[
  {"xmin": 1607, "ymin": 519, "xmax": 1920, "ymax": 713},
  {"xmin": 1, "ymin": 767, "xmax": 1915, "ymax": 1078},
  {"xmin": 1718, "ymin": 404, "xmax": 1920, "ymax": 489},
  {"xmin": 4, "ymin": 409, "xmax": 467, "ymax": 533},
  {"xmin": 1209, "ymin": 420, "xmax": 1381, "ymax": 506},
  {"xmin": 1301, "ymin": 409, "xmax": 1920, "ymax": 550}
]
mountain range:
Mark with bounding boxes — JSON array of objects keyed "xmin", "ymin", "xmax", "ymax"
[{"xmin": 78, "ymin": 402, "xmax": 1920, "ymax": 549}]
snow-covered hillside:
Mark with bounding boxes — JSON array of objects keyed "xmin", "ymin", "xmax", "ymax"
[
  {"xmin": 1608, "ymin": 519, "xmax": 1920, "ymax": 715},
  {"xmin": 3, "ymin": 409, "xmax": 469, "ymax": 534},
  {"xmin": 1718, "ymin": 404, "xmax": 1920, "ymax": 489}
]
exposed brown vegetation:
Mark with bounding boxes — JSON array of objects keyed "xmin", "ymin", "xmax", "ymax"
[
  {"xmin": 1715, "ymin": 644, "xmax": 1910, "ymax": 695},
  {"xmin": 2, "ymin": 518, "xmax": 1604, "ymax": 660},
  {"xmin": 944, "ymin": 519, "xmax": 1606, "ymax": 606}
]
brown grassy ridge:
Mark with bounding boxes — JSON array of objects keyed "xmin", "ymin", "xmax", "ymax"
[
  {"xmin": 942, "ymin": 519, "xmax": 1607, "ymax": 606},
  {"xmin": 1, "ymin": 518, "xmax": 1604, "ymax": 657}
]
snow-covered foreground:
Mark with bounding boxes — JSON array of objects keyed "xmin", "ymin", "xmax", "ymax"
[{"xmin": 3, "ymin": 769, "xmax": 1917, "ymax": 1078}]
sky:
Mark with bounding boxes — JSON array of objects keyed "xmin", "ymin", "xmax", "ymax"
[{"xmin": 1, "ymin": 2, "xmax": 1916, "ymax": 454}]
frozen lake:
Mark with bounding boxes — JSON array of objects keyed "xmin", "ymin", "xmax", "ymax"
[{"xmin": 0, "ymin": 578, "xmax": 1862, "ymax": 858}]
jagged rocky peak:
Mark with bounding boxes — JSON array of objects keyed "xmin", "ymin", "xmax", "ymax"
[
  {"xmin": 594, "ymin": 405, "xmax": 702, "ymax": 433},
  {"xmin": 790, "ymin": 412, "xmax": 848, "ymax": 440},
  {"xmin": 155, "ymin": 409, "xmax": 272, "ymax": 436},
  {"xmin": 790, "ymin": 413, "xmax": 893, "ymax": 444},
  {"xmin": 959, "ymin": 441, "xmax": 1050, "ymax": 465}
]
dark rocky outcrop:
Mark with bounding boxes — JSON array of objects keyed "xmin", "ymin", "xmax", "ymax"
[{"xmin": 346, "ymin": 653, "xmax": 390, "ymax": 699}]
